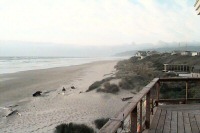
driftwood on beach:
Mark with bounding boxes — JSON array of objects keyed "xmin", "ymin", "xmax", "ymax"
[
  {"xmin": 121, "ymin": 96, "xmax": 133, "ymax": 101},
  {"xmin": 5, "ymin": 109, "xmax": 21, "ymax": 117},
  {"xmin": 6, "ymin": 110, "xmax": 17, "ymax": 117}
]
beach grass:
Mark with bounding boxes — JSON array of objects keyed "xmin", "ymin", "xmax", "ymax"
[
  {"xmin": 54, "ymin": 123, "xmax": 94, "ymax": 133},
  {"xmin": 94, "ymin": 118, "xmax": 109, "ymax": 129}
]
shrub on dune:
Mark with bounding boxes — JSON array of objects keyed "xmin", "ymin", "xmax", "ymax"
[
  {"xmin": 119, "ymin": 78, "xmax": 135, "ymax": 90},
  {"xmin": 97, "ymin": 82, "xmax": 119, "ymax": 94},
  {"xmin": 86, "ymin": 81, "xmax": 102, "ymax": 92},
  {"xmin": 94, "ymin": 118, "xmax": 109, "ymax": 129},
  {"xmin": 54, "ymin": 123, "xmax": 94, "ymax": 133},
  {"xmin": 105, "ymin": 83, "xmax": 119, "ymax": 93},
  {"xmin": 86, "ymin": 77, "xmax": 115, "ymax": 92}
]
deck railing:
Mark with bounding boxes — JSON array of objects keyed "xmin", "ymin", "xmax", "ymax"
[{"xmin": 99, "ymin": 77, "xmax": 200, "ymax": 133}]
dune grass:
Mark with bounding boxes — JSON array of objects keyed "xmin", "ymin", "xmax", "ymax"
[
  {"xmin": 97, "ymin": 82, "xmax": 119, "ymax": 94},
  {"xmin": 54, "ymin": 123, "xmax": 94, "ymax": 133},
  {"xmin": 86, "ymin": 77, "xmax": 115, "ymax": 92},
  {"xmin": 94, "ymin": 118, "xmax": 109, "ymax": 129}
]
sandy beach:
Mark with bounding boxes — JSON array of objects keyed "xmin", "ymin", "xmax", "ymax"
[{"xmin": 0, "ymin": 60, "xmax": 130, "ymax": 133}]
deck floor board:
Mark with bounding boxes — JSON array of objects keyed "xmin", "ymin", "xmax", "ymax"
[
  {"xmin": 149, "ymin": 108, "xmax": 161, "ymax": 133},
  {"xmin": 171, "ymin": 111, "xmax": 178, "ymax": 133},
  {"xmin": 183, "ymin": 112, "xmax": 192, "ymax": 133},
  {"xmin": 163, "ymin": 110, "xmax": 171, "ymax": 133},
  {"xmin": 178, "ymin": 112, "xmax": 185, "ymax": 133},
  {"xmin": 189, "ymin": 114, "xmax": 199, "ymax": 133},
  {"xmin": 148, "ymin": 104, "xmax": 200, "ymax": 133},
  {"xmin": 195, "ymin": 115, "xmax": 200, "ymax": 131}
]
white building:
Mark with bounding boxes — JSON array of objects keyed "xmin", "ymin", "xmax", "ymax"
[
  {"xmin": 181, "ymin": 51, "xmax": 191, "ymax": 56},
  {"xmin": 147, "ymin": 51, "xmax": 159, "ymax": 56},
  {"xmin": 191, "ymin": 51, "xmax": 198, "ymax": 56},
  {"xmin": 135, "ymin": 51, "xmax": 147, "ymax": 59},
  {"xmin": 171, "ymin": 51, "xmax": 181, "ymax": 55},
  {"xmin": 180, "ymin": 51, "xmax": 199, "ymax": 56},
  {"xmin": 135, "ymin": 51, "xmax": 159, "ymax": 60},
  {"xmin": 135, "ymin": 51, "xmax": 147, "ymax": 57}
]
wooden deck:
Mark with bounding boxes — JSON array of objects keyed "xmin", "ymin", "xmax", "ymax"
[
  {"xmin": 149, "ymin": 104, "xmax": 200, "ymax": 133},
  {"xmin": 99, "ymin": 78, "xmax": 200, "ymax": 133}
]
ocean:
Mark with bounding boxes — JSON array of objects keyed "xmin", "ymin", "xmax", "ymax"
[{"xmin": 0, "ymin": 56, "xmax": 128, "ymax": 74}]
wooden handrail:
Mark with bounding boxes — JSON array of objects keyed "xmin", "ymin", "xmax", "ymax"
[
  {"xmin": 99, "ymin": 77, "xmax": 200, "ymax": 133},
  {"xmin": 159, "ymin": 77, "xmax": 200, "ymax": 82},
  {"xmin": 99, "ymin": 78, "xmax": 159, "ymax": 133}
]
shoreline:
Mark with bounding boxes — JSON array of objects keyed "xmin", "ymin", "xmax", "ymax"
[
  {"xmin": 0, "ymin": 60, "xmax": 116, "ymax": 76},
  {"xmin": 0, "ymin": 56, "xmax": 128, "ymax": 75},
  {"xmin": 0, "ymin": 60, "xmax": 118, "ymax": 105}
]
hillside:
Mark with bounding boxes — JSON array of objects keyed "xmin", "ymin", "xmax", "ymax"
[
  {"xmin": 116, "ymin": 53, "xmax": 200, "ymax": 99},
  {"xmin": 138, "ymin": 53, "xmax": 200, "ymax": 70},
  {"xmin": 88, "ymin": 53, "xmax": 200, "ymax": 100},
  {"xmin": 114, "ymin": 46, "xmax": 200, "ymax": 56},
  {"xmin": 148, "ymin": 46, "xmax": 200, "ymax": 53}
]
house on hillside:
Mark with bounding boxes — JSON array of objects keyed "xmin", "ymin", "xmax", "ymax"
[
  {"xmin": 191, "ymin": 65, "xmax": 200, "ymax": 77},
  {"xmin": 135, "ymin": 51, "xmax": 147, "ymax": 57},
  {"xmin": 181, "ymin": 51, "xmax": 191, "ymax": 56},
  {"xmin": 163, "ymin": 64, "xmax": 190, "ymax": 72},
  {"xmin": 171, "ymin": 51, "xmax": 181, "ymax": 55},
  {"xmin": 191, "ymin": 51, "xmax": 198, "ymax": 56},
  {"xmin": 135, "ymin": 50, "xmax": 159, "ymax": 60},
  {"xmin": 180, "ymin": 51, "xmax": 199, "ymax": 56},
  {"xmin": 135, "ymin": 51, "xmax": 147, "ymax": 59},
  {"xmin": 147, "ymin": 51, "xmax": 159, "ymax": 56},
  {"xmin": 192, "ymin": 65, "xmax": 200, "ymax": 73}
]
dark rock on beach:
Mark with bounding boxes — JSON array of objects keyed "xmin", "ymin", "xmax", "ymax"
[
  {"xmin": 71, "ymin": 86, "xmax": 76, "ymax": 89},
  {"xmin": 33, "ymin": 91, "xmax": 42, "ymax": 97},
  {"xmin": 62, "ymin": 87, "xmax": 66, "ymax": 92}
]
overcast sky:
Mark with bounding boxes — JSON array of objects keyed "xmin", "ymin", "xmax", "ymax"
[
  {"xmin": 0, "ymin": 0, "xmax": 200, "ymax": 56},
  {"xmin": 0, "ymin": 0, "xmax": 199, "ymax": 46}
]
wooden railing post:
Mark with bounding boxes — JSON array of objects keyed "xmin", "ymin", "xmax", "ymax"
[
  {"xmin": 146, "ymin": 91, "xmax": 150, "ymax": 129},
  {"xmin": 139, "ymin": 100, "xmax": 143, "ymax": 133},
  {"xmin": 155, "ymin": 81, "xmax": 160, "ymax": 106},
  {"xmin": 131, "ymin": 106, "xmax": 137, "ymax": 133},
  {"xmin": 186, "ymin": 81, "xmax": 188, "ymax": 104},
  {"xmin": 151, "ymin": 98, "xmax": 154, "ymax": 115}
]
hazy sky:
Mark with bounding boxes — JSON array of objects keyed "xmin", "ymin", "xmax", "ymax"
[{"xmin": 0, "ymin": 0, "xmax": 199, "ymax": 47}]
